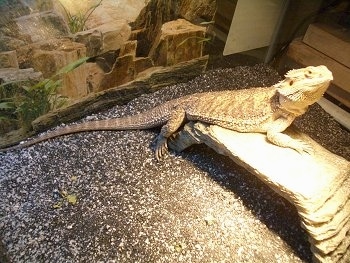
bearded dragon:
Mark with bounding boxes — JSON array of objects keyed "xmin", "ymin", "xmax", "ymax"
[{"xmin": 0, "ymin": 65, "xmax": 333, "ymax": 160}]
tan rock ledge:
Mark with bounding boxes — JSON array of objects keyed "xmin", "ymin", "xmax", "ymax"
[{"xmin": 168, "ymin": 122, "xmax": 350, "ymax": 263}]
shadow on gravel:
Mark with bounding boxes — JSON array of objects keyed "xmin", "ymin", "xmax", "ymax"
[{"xmin": 181, "ymin": 145, "xmax": 313, "ymax": 263}]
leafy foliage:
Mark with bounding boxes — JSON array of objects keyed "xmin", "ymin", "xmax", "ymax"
[
  {"xmin": 58, "ymin": 0, "xmax": 103, "ymax": 33},
  {"xmin": 53, "ymin": 190, "xmax": 78, "ymax": 209},
  {"xmin": 0, "ymin": 79, "xmax": 66, "ymax": 131},
  {"xmin": 0, "ymin": 57, "xmax": 89, "ymax": 133}
]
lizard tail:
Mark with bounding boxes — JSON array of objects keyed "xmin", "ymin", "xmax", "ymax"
[{"xmin": 0, "ymin": 101, "xmax": 178, "ymax": 152}]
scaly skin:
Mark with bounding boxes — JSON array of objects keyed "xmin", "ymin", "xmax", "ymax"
[{"xmin": 0, "ymin": 66, "xmax": 333, "ymax": 160}]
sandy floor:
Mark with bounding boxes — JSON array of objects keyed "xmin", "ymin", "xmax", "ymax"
[{"xmin": 0, "ymin": 64, "xmax": 349, "ymax": 262}]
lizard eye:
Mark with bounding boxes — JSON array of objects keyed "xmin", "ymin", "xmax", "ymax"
[
  {"xmin": 305, "ymin": 71, "xmax": 313, "ymax": 78},
  {"xmin": 289, "ymin": 80, "xmax": 294, "ymax": 86}
]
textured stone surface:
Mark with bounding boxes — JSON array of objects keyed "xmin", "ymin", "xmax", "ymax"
[
  {"xmin": 132, "ymin": 0, "xmax": 216, "ymax": 57},
  {"xmin": 29, "ymin": 39, "xmax": 86, "ymax": 77},
  {"xmin": 134, "ymin": 56, "xmax": 154, "ymax": 74},
  {"xmin": 169, "ymin": 122, "xmax": 350, "ymax": 263},
  {"xmin": 85, "ymin": 62, "xmax": 105, "ymax": 93},
  {"xmin": 86, "ymin": 0, "xmax": 147, "ymax": 27},
  {"xmin": 14, "ymin": 11, "xmax": 69, "ymax": 43},
  {"xmin": 0, "ymin": 0, "xmax": 30, "ymax": 25},
  {"xmin": 53, "ymin": 0, "xmax": 146, "ymax": 29},
  {"xmin": 0, "ymin": 68, "xmax": 42, "ymax": 83},
  {"xmin": 178, "ymin": 0, "xmax": 216, "ymax": 22},
  {"xmin": 0, "ymin": 35, "xmax": 26, "ymax": 52},
  {"xmin": 74, "ymin": 20, "xmax": 131, "ymax": 57},
  {"xmin": 0, "ymin": 0, "xmax": 212, "ymax": 105},
  {"xmin": 0, "ymin": 51, "xmax": 18, "ymax": 68},
  {"xmin": 27, "ymin": 39, "xmax": 89, "ymax": 98},
  {"xmin": 131, "ymin": 0, "xmax": 177, "ymax": 57},
  {"xmin": 149, "ymin": 19, "xmax": 206, "ymax": 66}
]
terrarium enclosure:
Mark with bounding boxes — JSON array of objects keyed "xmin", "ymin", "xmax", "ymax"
[
  {"xmin": 0, "ymin": 0, "xmax": 215, "ymax": 140},
  {"xmin": 0, "ymin": 1, "xmax": 349, "ymax": 263},
  {"xmin": 0, "ymin": 0, "xmax": 349, "ymax": 140}
]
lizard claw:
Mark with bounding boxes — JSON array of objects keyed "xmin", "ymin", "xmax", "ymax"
[
  {"xmin": 293, "ymin": 140, "xmax": 314, "ymax": 155},
  {"xmin": 155, "ymin": 136, "xmax": 168, "ymax": 161}
]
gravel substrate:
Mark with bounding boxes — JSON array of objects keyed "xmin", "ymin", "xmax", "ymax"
[{"xmin": 0, "ymin": 64, "xmax": 349, "ymax": 262}]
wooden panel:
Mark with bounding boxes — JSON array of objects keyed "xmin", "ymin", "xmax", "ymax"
[
  {"xmin": 326, "ymin": 85, "xmax": 350, "ymax": 109},
  {"xmin": 303, "ymin": 23, "xmax": 350, "ymax": 68},
  {"xmin": 287, "ymin": 39, "xmax": 350, "ymax": 94}
]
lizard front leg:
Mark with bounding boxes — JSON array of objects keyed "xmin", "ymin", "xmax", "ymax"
[
  {"xmin": 266, "ymin": 117, "xmax": 313, "ymax": 154},
  {"xmin": 156, "ymin": 108, "xmax": 186, "ymax": 160}
]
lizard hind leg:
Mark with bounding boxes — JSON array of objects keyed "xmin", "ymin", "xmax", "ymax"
[{"xmin": 155, "ymin": 107, "xmax": 186, "ymax": 160}]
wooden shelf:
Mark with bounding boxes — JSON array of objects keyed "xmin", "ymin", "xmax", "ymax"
[
  {"xmin": 286, "ymin": 23, "xmax": 350, "ymax": 109},
  {"xmin": 303, "ymin": 23, "xmax": 350, "ymax": 68}
]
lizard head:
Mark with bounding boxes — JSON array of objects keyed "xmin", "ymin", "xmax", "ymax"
[{"xmin": 274, "ymin": 65, "xmax": 333, "ymax": 115}]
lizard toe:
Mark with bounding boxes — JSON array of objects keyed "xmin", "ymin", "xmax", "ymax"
[
  {"xmin": 155, "ymin": 136, "xmax": 168, "ymax": 160},
  {"xmin": 156, "ymin": 144, "xmax": 168, "ymax": 161},
  {"xmin": 293, "ymin": 140, "xmax": 314, "ymax": 155}
]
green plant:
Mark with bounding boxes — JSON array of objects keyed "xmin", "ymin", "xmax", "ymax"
[
  {"xmin": 58, "ymin": 0, "xmax": 103, "ymax": 34},
  {"xmin": 175, "ymin": 36, "xmax": 212, "ymax": 51},
  {"xmin": 0, "ymin": 57, "xmax": 89, "ymax": 132},
  {"xmin": 53, "ymin": 189, "xmax": 77, "ymax": 208},
  {"xmin": 0, "ymin": 79, "xmax": 66, "ymax": 131}
]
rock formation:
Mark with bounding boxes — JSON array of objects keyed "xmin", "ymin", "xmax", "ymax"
[
  {"xmin": 168, "ymin": 122, "xmax": 350, "ymax": 263},
  {"xmin": 0, "ymin": 0, "xmax": 213, "ymax": 101},
  {"xmin": 149, "ymin": 19, "xmax": 206, "ymax": 66}
]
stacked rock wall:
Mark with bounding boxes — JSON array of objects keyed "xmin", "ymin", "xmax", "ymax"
[{"xmin": 0, "ymin": 0, "xmax": 212, "ymax": 101}]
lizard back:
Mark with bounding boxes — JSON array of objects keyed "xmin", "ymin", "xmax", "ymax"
[{"xmin": 185, "ymin": 87, "xmax": 278, "ymax": 132}]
